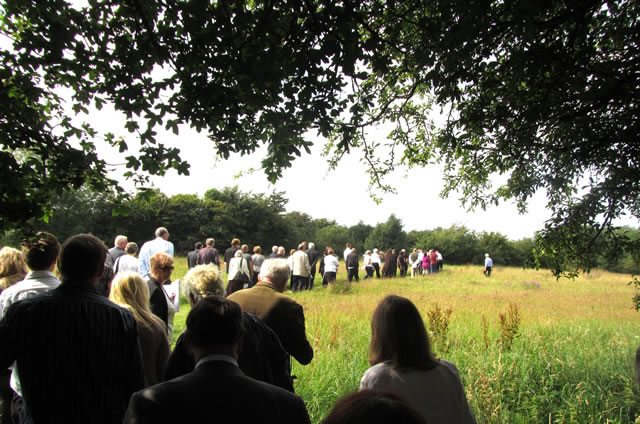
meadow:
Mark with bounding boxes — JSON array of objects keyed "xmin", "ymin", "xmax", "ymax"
[{"xmin": 170, "ymin": 259, "xmax": 640, "ymax": 424}]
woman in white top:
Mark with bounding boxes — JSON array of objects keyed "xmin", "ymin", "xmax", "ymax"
[
  {"xmin": 360, "ymin": 295, "xmax": 476, "ymax": 424},
  {"xmin": 322, "ymin": 248, "xmax": 339, "ymax": 287},
  {"xmin": 226, "ymin": 249, "xmax": 251, "ymax": 296},
  {"xmin": 370, "ymin": 248, "xmax": 382, "ymax": 278}
]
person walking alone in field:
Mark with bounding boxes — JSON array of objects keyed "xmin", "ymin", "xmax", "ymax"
[{"xmin": 483, "ymin": 253, "xmax": 493, "ymax": 277}]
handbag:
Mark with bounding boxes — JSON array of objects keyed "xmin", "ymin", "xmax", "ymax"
[{"xmin": 234, "ymin": 258, "xmax": 251, "ymax": 284}]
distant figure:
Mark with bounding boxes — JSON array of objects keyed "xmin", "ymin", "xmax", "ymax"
[
  {"xmin": 268, "ymin": 245, "xmax": 279, "ymax": 259},
  {"xmin": 360, "ymin": 295, "xmax": 476, "ymax": 424},
  {"xmin": 138, "ymin": 227, "xmax": 174, "ymax": 279},
  {"xmin": 362, "ymin": 250, "xmax": 374, "ymax": 280},
  {"xmin": 226, "ymin": 250, "xmax": 251, "ymax": 296},
  {"xmin": 228, "ymin": 259, "xmax": 314, "ymax": 366},
  {"xmin": 397, "ymin": 249, "xmax": 408, "ymax": 277},
  {"xmin": 291, "ymin": 244, "xmax": 310, "ymax": 292},
  {"xmin": 164, "ymin": 264, "xmax": 293, "ymax": 392},
  {"xmin": 277, "ymin": 246, "xmax": 286, "ymax": 258},
  {"xmin": 429, "ymin": 249, "xmax": 438, "ymax": 274},
  {"xmin": 381, "ymin": 249, "xmax": 397, "ymax": 278},
  {"xmin": 409, "ymin": 248, "xmax": 420, "ymax": 278},
  {"xmin": 323, "ymin": 248, "xmax": 339, "ymax": 287},
  {"xmin": 305, "ymin": 242, "xmax": 320, "ymax": 290},
  {"xmin": 322, "ymin": 390, "xmax": 426, "ymax": 424},
  {"xmin": 110, "ymin": 272, "xmax": 169, "ymax": 386},
  {"xmin": 113, "ymin": 242, "xmax": 140, "ymax": 274},
  {"xmin": 187, "ymin": 242, "xmax": 202, "ymax": 269},
  {"xmin": 251, "ymin": 246, "xmax": 265, "ymax": 288},
  {"xmin": 0, "ymin": 234, "xmax": 144, "ymax": 423},
  {"xmin": 0, "ymin": 247, "xmax": 28, "ymax": 294},
  {"xmin": 346, "ymin": 248, "xmax": 360, "ymax": 282},
  {"xmin": 124, "ymin": 296, "xmax": 310, "ymax": 423},
  {"xmin": 147, "ymin": 252, "xmax": 176, "ymax": 340},
  {"xmin": 437, "ymin": 250, "xmax": 444, "ymax": 272},
  {"xmin": 370, "ymin": 248, "xmax": 382, "ymax": 278},
  {"xmin": 484, "ymin": 253, "xmax": 493, "ymax": 277},
  {"xmin": 107, "ymin": 235, "xmax": 128, "ymax": 267},
  {"xmin": 241, "ymin": 244, "xmax": 254, "ymax": 280},
  {"xmin": 224, "ymin": 238, "xmax": 241, "ymax": 273},
  {"xmin": 197, "ymin": 238, "xmax": 219, "ymax": 267},
  {"xmin": 343, "ymin": 243, "xmax": 353, "ymax": 262}
]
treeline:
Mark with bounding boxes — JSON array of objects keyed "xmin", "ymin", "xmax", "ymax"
[{"xmin": 2, "ymin": 186, "xmax": 639, "ymax": 273}]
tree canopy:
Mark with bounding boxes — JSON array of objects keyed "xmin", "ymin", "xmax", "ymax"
[{"xmin": 1, "ymin": 0, "xmax": 638, "ymax": 275}]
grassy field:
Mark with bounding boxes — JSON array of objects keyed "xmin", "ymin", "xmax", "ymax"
[{"xmin": 170, "ymin": 259, "xmax": 640, "ymax": 423}]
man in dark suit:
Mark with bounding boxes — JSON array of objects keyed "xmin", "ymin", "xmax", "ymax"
[
  {"xmin": 228, "ymin": 258, "xmax": 314, "ymax": 366},
  {"xmin": 124, "ymin": 296, "xmax": 310, "ymax": 424},
  {"xmin": 187, "ymin": 241, "xmax": 202, "ymax": 269},
  {"xmin": 0, "ymin": 234, "xmax": 144, "ymax": 423},
  {"xmin": 305, "ymin": 242, "xmax": 320, "ymax": 290}
]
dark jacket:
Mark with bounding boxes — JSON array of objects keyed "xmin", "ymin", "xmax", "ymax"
[
  {"xmin": 125, "ymin": 360, "xmax": 310, "ymax": 424},
  {"xmin": 164, "ymin": 312, "xmax": 294, "ymax": 392}
]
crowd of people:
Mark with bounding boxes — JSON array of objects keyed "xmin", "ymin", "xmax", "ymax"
[{"xmin": 0, "ymin": 228, "xmax": 478, "ymax": 424}]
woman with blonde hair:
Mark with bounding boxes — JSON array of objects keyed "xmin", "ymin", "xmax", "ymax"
[
  {"xmin": 360, "ymin": 295, "xmax": 476, "ymax": 424},
  {"xmin": 0, "ymin": 247, "xmax": 28, "ymax": 293},
  {"xmin": 110, "ymin": 272, "xmax": 169, "ymax": 386}
]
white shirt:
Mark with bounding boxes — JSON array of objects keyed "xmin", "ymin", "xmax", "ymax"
[
  {"xmin": 324, "ymin": 255, "xmax": 339, "ymax": 273},
  {"xmin": 370, "ymin": 252, "xmax": 381, "ymax": 264},
  {"xmin": 195, "ymin": 354, "xmax": 238, "ymax": 369},
  {"xmin": 0, "ymin": 271, "xmax": 61, "ymax": 318},
  {"xmin": 291, "ymin": 250, "xmax": 310, "ymax": 276},
  {"xmin": 362, "ymin": 254, "xmax": 372, "ymax": 268},
  {"xmin": 138, "ymin": 237, "xmax": 174, "ymax": 278},
  {"xmin": 343, "ymin": 248, "xmax": 352, "ymax": 261},
  {"xmin": 113, "ymin": 254, "xmax": 140, "ymax": 274}
]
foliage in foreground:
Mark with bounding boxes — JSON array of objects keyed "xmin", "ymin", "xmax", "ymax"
[{"xmin": 171, "ymin": 261, "xmax": 640, "ymax": 424}]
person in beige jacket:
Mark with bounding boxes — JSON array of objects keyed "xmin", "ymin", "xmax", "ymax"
[{"xmin": 290, "ymin": 244, "xmax": 311, "ymax": 292}]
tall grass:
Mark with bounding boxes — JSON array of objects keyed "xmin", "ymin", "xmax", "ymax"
[{"xmin": 171, "ymin": 260, "xmax": 640, "ymax": 423}]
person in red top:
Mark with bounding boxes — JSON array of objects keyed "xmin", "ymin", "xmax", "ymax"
[{"xmin": 429, "ymin": 250, "xmax": 438, "ymax": 274}]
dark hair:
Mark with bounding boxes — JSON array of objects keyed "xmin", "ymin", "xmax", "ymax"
[
  {"xmin": 322, "ymin": 390, "xmax": 426, "ymax": 424},
  {"xmin": 186, "ymin": 296, "xmax": 244, "ymax": 349},
  {"xmin": 195, "ymin": 242, "xmax": 203, "ymax": 249},
  {"xmin": 369, "ymin": 295, "xmax": 438, "ymax": 371},
  {"xmin": 58, "ymin": 234, "xmax": 108, "ymax": 281},
  {"xmin": 21, "ymin": 232, "xmax": 60, "ymax": 271}
]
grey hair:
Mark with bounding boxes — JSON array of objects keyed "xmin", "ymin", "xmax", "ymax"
[
  {"xmin": 155, "ymin": 227, "xmax": 169, "ymax": 237},
  {"xmin": 114, "ymin": 235, "xmax": 127, "ymax": 247},
  {"xmin": 259, "ymin": 258, "xmax": 290, "ymax": 285},
  {"xmin": 308, "ymin": 242, "xmax": 315, "ymax": 249},
  {"xmin": 182, "ymin": 264, "xmax": 225, "ymax": 302},
  {"xmin": 234, "ymin": 249, "xmax": 243, "ymax": 258}
]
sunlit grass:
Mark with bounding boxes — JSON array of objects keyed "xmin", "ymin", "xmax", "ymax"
[{"xmin": 171, "ymin": 259, "xmax": 640, "ymax": 423}]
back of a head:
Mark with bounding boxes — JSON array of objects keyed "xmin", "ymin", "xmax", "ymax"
[
  {"xmin": 110, "ymin": 272, "xmax": 160, "ymax": 329},
  {"xmin": 195, "ymin": 242, "xmax": 203, "ymax": 250},
  {"xmin": 186, "ymin": 296, "xmax": 244, "ymax": 350},
  {"xmin": 322, "ymin": 390, "xmax": 426, "ymax": 424},
  {"xmin": 21, "ymin": 232, "xmax": 60, "ymax": 271},
  {"xmin": 58, "ymin": 234, "xmax": 108, "ymax": 282},
  {"xmin": 97, "ymin": 265, "xmax": 114, "ymax": 297},
  {"xmin": 155, "ymin": 227, "xmax": 169, "ymax": 238},
  {"xmin": 259, "ymin": 258, "xmax": 290, "ymax": 286},
  {"xmin": 110, "ymin": 272, "xmax": 150, "ymax": 312},
  {"xmin": 206, "ymin": 238, "xmax": 215, "ymax": 247},
  {"xmin": 309, "ymin": 242, "xmax": 315, "ymax": 249},
  {"xmin": 0, "ymin": 247, "xmax": 28, "ymax": 289},
  {"xmin": 369, "ymin": 295, "xmax": 437, "ymax": 370},
  {"xmin": 125, "ymin": 242, "xmax": 138, "ymax": 255},
  {"xmin": 182, "ymin": 264, "xmax": 225, "ymax": 304}
]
